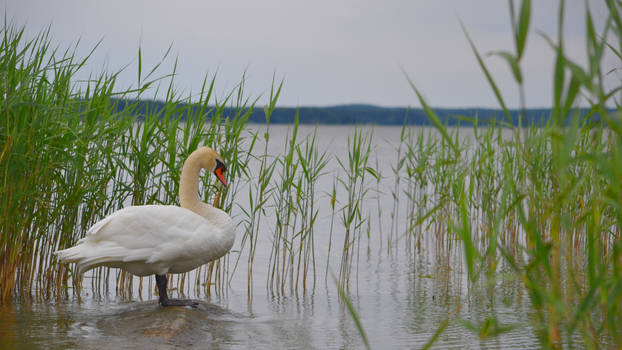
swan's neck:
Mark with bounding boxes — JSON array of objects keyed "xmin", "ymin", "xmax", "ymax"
[
  {"xmin": 178, "ymin": 151, "xmax": 228, "ymax": 225},
  {"xmin": 179, "ymin": 157, "xmax": 202, "ymax": 213}
]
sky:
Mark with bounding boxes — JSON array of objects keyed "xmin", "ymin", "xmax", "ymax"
[{"xmin": 2, "ymin": 1, "xmax": 617, "ymax": 108}]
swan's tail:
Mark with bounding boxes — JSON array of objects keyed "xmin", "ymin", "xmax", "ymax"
[
  {"xmin": 54, "ymin": 245, "xmax": 87, "ymax": 275},
  {"xmin": 54, "ymin": 246, "xmax": 80, "ymax": 263},
  {"xmin": 54, "ymin": 216, "xmax": 116, "ymax": 274},
  {"xmin": 55, "ymin": 241, "xmax": 151, "ymax": 276}
]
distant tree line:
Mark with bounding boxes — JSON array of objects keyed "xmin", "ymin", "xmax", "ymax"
[{"xmin": 112, "ymin": 98, "xmax": 594, "ymax": 126}]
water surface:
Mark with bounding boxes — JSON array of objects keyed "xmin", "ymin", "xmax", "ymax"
[{"xmin": 3, "ymin": 125, "xmax": 549, "ymax": 349}]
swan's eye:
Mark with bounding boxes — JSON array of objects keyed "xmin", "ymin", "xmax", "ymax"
[{"xmin": 215, "ymin": 159, "xmax": 226, "ymax": 172}]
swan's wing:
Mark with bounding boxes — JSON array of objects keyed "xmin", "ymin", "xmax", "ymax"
[
  {"xmin": 87, "ymin": 205, "xmax": 211, "ymax": 250},
  {"xmin": 68, "ymin": 205, "xmax": 226, "ymax": 273}
]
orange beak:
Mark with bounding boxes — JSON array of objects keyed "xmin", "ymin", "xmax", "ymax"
[{"xmin": 214, "ymin": 167, "xmax": 227, "ymax": 186}]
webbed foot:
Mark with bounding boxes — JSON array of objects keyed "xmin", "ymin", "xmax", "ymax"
[
  {"xmin": 159, "ymin": 298, "xmax": 199, "ymax": 308},
  {"xmin": 155, "ymin": 274, "xmax": 199, "ymax": 308}
]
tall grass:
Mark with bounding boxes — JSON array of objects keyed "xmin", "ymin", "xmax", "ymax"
[{"xmin": 0, "ymin": 23, "xmax": 271, "ymax": 301}]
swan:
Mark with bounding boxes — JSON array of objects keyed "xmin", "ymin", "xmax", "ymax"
[{"xmin": 55, "ymin": 146, "xmax": 235, "ymax": 307}]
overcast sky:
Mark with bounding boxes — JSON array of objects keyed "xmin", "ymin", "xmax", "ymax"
[{"xmin": 2, "ymin": 1, "xmax": 616, "ymax": 108}]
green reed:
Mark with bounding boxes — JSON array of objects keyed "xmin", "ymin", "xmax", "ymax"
[
  {"xmin": 294, "ymin": 127, "xmax": 328, "ymax": 293},
  {"xmin": 336, "ymin": 128, "xmax": 374, "ymax": 287},
  {"xmin": 387, "ymin": 124, "xmax": 406, "ymax": 253},
  {"xmin": 264, "ymin": 114, "xmax": 328, "ymax": 295},
  {"xmin": 403, "ymin": 127, "xmax": 434, "ymax": 255},
  {"xmin": 401, "ymin": 0, "xmax": 622, "ymax": 347},
  {"xmin": 0, "ymin": 22, "xmax": 264, "ymax": 301},
  {"xmin": 266, "ymin": 116, "xmax": 300, "ymax": 295}
]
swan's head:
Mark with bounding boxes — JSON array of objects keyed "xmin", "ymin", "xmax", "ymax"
[{"xmin": 193, "ymin": 147, "xmax": 228, "ymax": 187}]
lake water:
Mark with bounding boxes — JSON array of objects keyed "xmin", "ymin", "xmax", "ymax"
[{"xmin": 2, "ymin": 125, "xmax": 549, "ymax": 349}]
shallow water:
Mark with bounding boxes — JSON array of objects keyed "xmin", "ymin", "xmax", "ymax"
[
  {"xmin": 0, "ymin": 262, "xmax": 542, "ymax": 349},
  {"xmin": 4, "ymin": 125, "xmax": 555, "ymax": 349}
]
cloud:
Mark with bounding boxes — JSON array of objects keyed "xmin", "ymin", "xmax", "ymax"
[{"xmin": 2, "ymin": 0, "xmax": 614, "ymax": 107}]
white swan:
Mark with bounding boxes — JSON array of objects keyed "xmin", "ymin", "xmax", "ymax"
[{"xmin": 55, "ymin": 146, "xmax": 235, "ymax": 307}]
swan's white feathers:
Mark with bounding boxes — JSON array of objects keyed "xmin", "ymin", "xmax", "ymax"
[
  {"xmin": 54, "ymin": 146, "xmax": 236, "ymax": 280},
  {"xmin": 55, "ymin": 205, "xmax": 235, "ymax": 276}
]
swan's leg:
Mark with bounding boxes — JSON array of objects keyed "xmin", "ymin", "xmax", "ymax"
[{"xmin": 155, "ymin": 274, "xmax": 198, "ymax": 307}]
